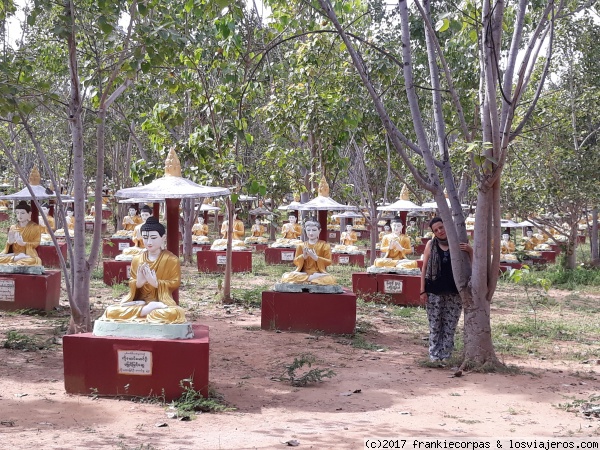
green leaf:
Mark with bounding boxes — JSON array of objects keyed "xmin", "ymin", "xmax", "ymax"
[
  {"xmin": 435, "ymin": 19, "xmax": 450, "ymax": 32},
  {"xmin": 230, "ymin": 193, "xmax": 239, "ymax": 204}
]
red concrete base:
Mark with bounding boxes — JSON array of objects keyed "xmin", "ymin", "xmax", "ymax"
[
  {"xmin": 103, "ymin": 238, "xmax": 134, "ymax": 258},
  {"xmin": 0, "ymin": 271, "xmax": 61, "ymax": 312},
  {"xmin": 37, "ymin": 243, "xmax": 67, "ymax": 268},
  {"xmin": 578, "ymin": 235, "xmax": 586, "ymax": 244},
  {"xmin": 264, "ymin": 247, "xmax": 297, "ymax": 265},
  {"xmin": 541, "ymin": 251, "xmax": 557, "ymax": 264},
  {"xmin": 261, "ymin": 290, "xmax": 356, "ymax": 334},
  {"xmin": 331, "ymin": 253, "xmax": 365, "ymax": 267},
  {"xmin": 415, "ymin": 244, "xmax": 426, "ymax": 255},
  {"xmin": 63, "ymin": 324, "xmax": 209, "ymax": 401},
  {"xmin": 179, "ymin": 243, "xmax": 210, "ymax": 254},
  {"xmin": 0, "ymin": 211, "xmax": 9, "ymax": 222},
  {"xmin": 499, "ymin": 262, "xmax": 523, "ymax": 273},
  {"xmin": 352, "ymin": 272, "xmax": 424, "ymax": 306},
  {"xmin": 103, "ymin": 260, "xmax": 131, "ymax": 285},
  {"xmin": 197, "ymin": 250, "xmax": 252, "ymax": 273},
  {"xmin": 550, "ymin": 244, "xmax": 561, "ymax": 254},
  {"xmin": 101, "ymin": 209, "xmax": 112, "ymax": 219},
  {"xmin": 326, "ymin": 230, "xmax": 340, "ymax": 243},
  {"xmin": 421, "ymin": 237, "xmax": 431, "ymax": 245}
]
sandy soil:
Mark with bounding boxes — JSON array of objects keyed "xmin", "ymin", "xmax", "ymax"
[{"xmin": 0, "ymin": 274, "xmax": 599, "ymax": 450}]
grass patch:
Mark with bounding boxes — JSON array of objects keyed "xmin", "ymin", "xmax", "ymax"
[
  {"xmin": 170, "ymin": 380, "xmax": 234, "ymax": 420},
  {"xmin": 230, "ymin": 284, "xmax": 270, "ymax": 308},
  {"xmin": 277, "ymin": 353, "xmax": 336, "ymax": 387},
  {"xmin": 3, "ymin": 330, "xmax": 51, "ymax": 351}
]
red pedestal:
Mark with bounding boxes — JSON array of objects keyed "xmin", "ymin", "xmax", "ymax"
[
  {"xmin": 103, "ymin": 238, "xmax": 134, "ymax": 258},
  {"xmin": 197, "ymin": 250, "xmax": 252, "ymax": 273},
  {"xmin": 541, "ymin": 251, "xmax": 557, "ymax": 264},
  {"xmin": 331, "ymin": 253, "xmax": 365, "ymax": 267},
  {"xmin": 37, "ymin": 243, "xmax": 67, "ymax": 268},
  {"xmin": 415, "ymin": 244, "xmax": 426, "ymax": 255},
  {"xmin": 326, "ymin": 230, "xmax": 340, "ymax": 243},
  {"xmin": 0, "ymin": 211, "xmax": 9, "ymax": 222},
  {"xmin": 63, "ymin": 324, "xmax": 209, "ymax": 401},
  {"xmin": 103, "ymin": 260, "xmax": 131, "ymax": 285},
  {"xmin": 351, "ymin": 272, "xmax": 424, "ymax": 306},
  {"xmin": 85, "ymin": 221, "xmax": 108, "ymax": 234},
  {"xmin": 0, "ymin": 271, "xmax": 61, "ymax": 312},
  {"xmin": 179, "ymin": 243, "xmax": 210, "ymax": 255},
  {"xmin": 550, "ymin": 244, "xmax": 561, "ymax": 254},
  {"xmin": 261, "ymin": 290, "xmax": 356, "ymax": 334},
  {"xmin": 101, "ymin": 209, "xmax": 112, "ymax": 219},
  {"xmin": 264, "ymin": 247, "xmax": 297, "ymax": 265},
  {"xmin": 421, "ymin": 237, "xmax": 431, "ymax": 245},
  {"xmin": 578, "ymin": 235, "xmax": 586, "ymax": 244}
]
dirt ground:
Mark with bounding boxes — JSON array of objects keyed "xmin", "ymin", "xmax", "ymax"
[{"xmin": 0, "ymin": 266, "xmax": 599, "ymax": 450}]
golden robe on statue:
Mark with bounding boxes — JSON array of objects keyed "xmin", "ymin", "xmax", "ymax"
[
  {"xmin": 0, "ymin": 221, "xmax": 42, "ymax": 266},
  {"xmin": 192, "ymin": 223, "xmax": 209, "ymax": 236},
  {"xmin": 340, "ymin": 230, "xmax": 357, "ymax": 246},
  {"xmin": 101, "ymin": 250, "xmax": 186, "ymax": 323},
  {"xmin": 251, "ymin": 224, "xmax": 266, "ymax": 237},
  {"xmin": 281, "ymin": 222, "xmax": 302, "ymax": 239},
  {"xmin": 221, "ymin": 219, "xmax": 245, "ymax": 240},
  {"xmin": 280, "ymin": 240, "xmax": 336, "ymax": 285},
  {"xmin": 39, "ymin": 215, "xmax": 55, "ymax": 233},
  {"xmin": 374, "ymin": 233, "xmax": 412, "ymax": 268},
  {"xmin": 122, "ymin": 215, "xmax": 143, "ymax": 232}
]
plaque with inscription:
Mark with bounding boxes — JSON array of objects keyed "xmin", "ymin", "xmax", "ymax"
[
  {"xmin": 117, "ymin": 350, "xmax": 152, "ymax": 375},
  {"xmin": 0, "ymin": 278, "xmax": 15, "ymax": 302},
  {"xmin": 118, "ymin": 242, "xmax": 130, "ymax": 250},
  {"xmin": 85, "ymin": 222, "xmax": 94, "ymax": 230},
  {"xmin": 193, "ymin": 247, "xmax": 201, "ymax": 254},
  {"xmin": 216, "ymin": 255, "xmax": 227, "ymax": 265},
  {"xmin": 329, "ymin": 232, "xmax": 336, "ymax": 238},
  {"xmin": 281, "ymin": 251, "xmax": 295, "ymax": 261},
  {"xmin": 383, "ymin": 279, "xmax": 403, "ymax": 294},
  {"xmin": 338, "ymin": 255, "xmax": 350, "ymax": 264}
]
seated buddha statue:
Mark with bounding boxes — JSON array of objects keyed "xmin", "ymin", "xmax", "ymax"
[
  {"xmin": 251, "ymin": 218, "xmax": 266, "ymax": 237},
  {"xmin": 522, "ymin": 228, "xmax": 541, "ymax": 251},
  {"xmin": 118, "ymin": 206, "xmax": 152, "ymax": 260},
  {"xmin": 192, "ymin": 216, "xmax": 209, "ymax": 237},
  {"xmin": 122, "ymin": 206, "xmax": 143, "ymax": 232},
  {"xmin": 221, "ymin": 213, "xmax": 245, "ymax": 240},
  {"xmin": 280, "ymin": 220, "xmax": 336, "ymax": 285},
  {"xmin": 39, "ymin": 203, "xmax": 55, "ymax": 233},
  {"xmin": 340, "ymin": 224, "xmax": 358, "ymax": 246},
  {"xmin": 0, "ymin": 201, "xmax": 42, "ymax": 266},
  {"xmin": 372, "ymin": 221, "xmax": 417, "ymax": 269},
  {"xmin": 65, "ymin": 207, "xmax": 75, "ymax": 230},
  {"xmin": 500, "ymin": 233, "xmax": 516, "ymax": 254},
  {"xmin": 378, "ymin": 224, "xmax": 390, "ymax": 242},
  {"xmin": 99, "ymin": 217, "xmax": 186, "ymax": 324},
  {"xmin": 280, "ymin": 214, "xmax": 302, "ymax": 239}
]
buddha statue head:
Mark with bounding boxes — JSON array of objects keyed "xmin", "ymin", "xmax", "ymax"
[
  {"xmin": 141, "ymin": 217, "xmax": 166, "ymax": 255},
  {"xmin": 288, "ymin": 215, "xmax": 297, "ymax": 224},
  {"xmin": 128, "ymin": 206, "xmax": 137, "ymax": 217},
  {"xmin": 41, "ymin": 203, "xmax": 50, "ymax": 216},
  {"xmin": 66, "ymin": 206, "xmax": 74, "ymax": 217},
  {"xmin": 391, "ymin": 221, "xmax": 403, "ymax": 235},
  {"xmin": 197, "ymin": 216, "xmax": 205, "ymax": 224},
  {"xmin": 526, "ymin": 228, "xmax": 533, "ymax": 238},
  {"xmin": 255, "ymin": 218, "xmax": 261, "ymax": 225},
  {"xmin": 15, "ymin": 201, "xmax": 32, "ymax": 225},
  {"xmin": 345, "ymin": 224, "xmax": 353, "ymax": 232},
  {"xmin": 304, "ymin": 220, "xmax": 321, "ymax": 242},
  {"xmin": 502, "ymin": 233, "xmax": 509, "ymax": 242},
  {"xmin": 140, "ymin": 205, "xmax": 152, "ymax": 222}
]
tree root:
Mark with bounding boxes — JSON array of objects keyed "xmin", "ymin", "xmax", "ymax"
[{"xmin": 459, "ymin": 355, "xmax": 519, "ymax": 374}]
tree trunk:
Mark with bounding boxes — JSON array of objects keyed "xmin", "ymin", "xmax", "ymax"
[
  {"xmin": 66, "ymin": 0, "xmax": 91, "ymax": 334},
  {"xmin": 590, "ymin": 208, "xmax": 598, "ymax": 265},
  {"xmin": 565, "ymin": 225, "xmax": 578, "ymax": 270},
  {"xmin": 222, "ymin": 197, "xmax": 234, "ymax": 304}
]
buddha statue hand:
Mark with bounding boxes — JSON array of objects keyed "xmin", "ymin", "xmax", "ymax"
[
  {"xmin": 303, "ymin": 246, "xmax": 319, "ymax": 261},
  {"xmin": 141, "ymin": 301, "xmax": 168, "ymax": 317},
  {"xmin": 6, "ymin": 230, "xmax": 16, "ymax": 245},
  {"xmin": 13, "ymin": 253, "xmax": 29, "ymax": 262},
  {"xmin": 14, "ymin": 233, "xmax": 25, "ymax": 247},
  {"xmin": 139, "ymin": 263, "xmax": 158, "ymax": 288}
]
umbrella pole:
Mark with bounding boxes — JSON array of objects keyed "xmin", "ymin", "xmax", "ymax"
[{"xmin": 166, "ymin": 198, "xmax": 180, "ymax": 257}]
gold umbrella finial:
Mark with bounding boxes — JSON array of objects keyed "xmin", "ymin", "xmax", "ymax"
[
  {"xmin": 29, "ymin": 166, "xmax": 41, "ymax": 186},
  {"xmin": 318, "ymin": 175, "xmax": 329, "ymax": 197},
  {"xmin": 293, "ymin": 193, "xmax": 300, "ymax": 202},
  {"xmin": 164, "ymin": 147, "xmax": 181, "ymax": 177},
  {"xmin": 400, "ymin": 184, "xmax": 410, "ymax": 201}
]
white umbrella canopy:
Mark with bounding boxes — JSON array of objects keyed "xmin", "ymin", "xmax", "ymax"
[
  {"xmin": 198, "ymin": 203, "xmax": 220, "ymax": 211},
  {"xmin": 278, "ymin": 201, "xmax": 302, "ymax": 211},
  {"xmin": 118, "ymin": 197, "xmax": 165, "ymax": 204},
  {"xmin": 332, "ymin": 210, "xmax": 364, "ymax": 219},
  {"xmin": 500, "ymin": 219, "xmax": 520, "ymax": 228},
  {"xmin": 0, "ymin": 167, "xmax": 55, "ymax": 201}
]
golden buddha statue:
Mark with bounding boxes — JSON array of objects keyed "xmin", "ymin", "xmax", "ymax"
[
  {"xmin": 0, "ymin": 201, "xmax": 42, "ymax": 266},
  {"xmin": 522, "ymin": 228, "xmax": 541, "ymax": 251},
  {"xmin": 192, "ymin": 216, "xmax": 209, "ymax": 237},
  {"xmin": 122, "ymin": 206, "xmax": 143, "ymax": 232},
  {"xmin": 340, "ymin": 224, "xmax": 358, "ymax": 246},
  {"xmin": 373, "ymin": 221, "xmax": 417, "ymax": 269},
  {"xmin": 378, "ymin": 224, "xmax": 390, "ymax": 242},
  {"xmin": 221, "ymin": 213, "xmax": 245, "ymax": 240},
  {"xmin": 100, "ymin": 217, "xmax": 186, "ymax": 324},
  {"xmin": 65, "ymin": 207, "xmax": 75, "ymax": 230},
  {"xmin": 280, "ymin": 220, "xmax": 336, "ymax": 285},
  {"xmin": 251, "ymin": 218, "xmax": 266, "ymax": 237},
  {"xmin": 118, "ymin": 205, "xmax": 153, "ymax": 259},
  {"xmin": 39, "ymin": 203, "xmax": 55, "ymax": 233},
  {"xmin": 281, "ymin": 214, "xmax": 302, "ymax": 239},
  {"xmin": 500, "ymin": 233, "xmax": 516, "ymax": 254}
]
